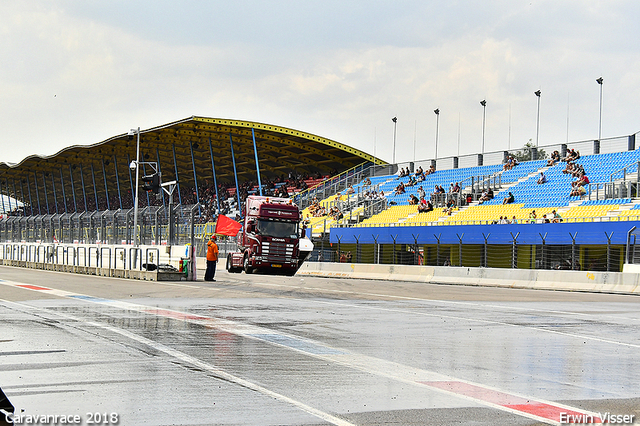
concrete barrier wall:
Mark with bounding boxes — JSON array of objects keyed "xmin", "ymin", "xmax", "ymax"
[{"xmin": 297, "ymin": 262, "xmax": 640, "ymax": 295}]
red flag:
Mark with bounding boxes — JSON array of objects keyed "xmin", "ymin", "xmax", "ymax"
[{"xmin": 215, "ymin": 214, "xmax": 242, "ymax": 237}]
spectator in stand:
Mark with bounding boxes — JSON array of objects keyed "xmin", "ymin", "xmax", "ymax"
[
  {"xmin": 425, "ymin": 198, "xmax": 433, "ymax": 212},
  {"xmin": 407, "ymin": 175, "xmax": 417, "ymax": 187},
  {"xmin": 417, "ymin": 186, "xmax": 426, "ymax": 199},
  {"xmin": 570, "ymin": 185, "xmax": 587, "ymax": 197},
  {"xmin": 503, "ymin": 192, "xmax": 514, "ymax": 205},
  {"xmin": 537, "ymin": 172, "xmax": 547, "ymax": 184},
  {"xmin": 415, "ymin": 165, "xmax": 423, "ymax": 176},
  {"xmin": 563, "ymin": 148, "xmax": 579, "ymax": 162},
  {"xmin": 394, "ymin": 182, "xmax": 406, "ymax": 195},
  {"xmin": 572, "ymin": 173, "xmax": 589, "ymax": 188},
  {"xmin": 529, "ymin": 210, "xmax": 537, "ymax": 223},
  {"xmin": 408, "ymin": 194, "xmax": 419, "ymax": 205},
  {"xmin": 548, "ymin": 150, "xmax": 561, "ymax": 166},
  {"xmin": 417, "ymin": 198, "xmax": 428, "ymax": 213},
  {"xmin": 552, "ymin": 210, "xmax": 562, "ymax": 223},
  {"xmin": 478, "ymin": 189, "xmax": 488, "ymax": 204},
  {"xmin": 428, "ymin": 164, "xmax": 436, "ymax": 174},
  {"xmin": 346, "ymin": 184, "xmax": 355, "ymax": 194}
]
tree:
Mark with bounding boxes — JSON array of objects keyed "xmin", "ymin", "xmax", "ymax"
[{"xmin": 511, "ymin": 140, "xmax": 547, "ymax": 162}]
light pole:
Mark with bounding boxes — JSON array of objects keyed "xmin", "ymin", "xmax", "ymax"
[
  {"xmin": 534, "ymin": 90, "xmax": 541, "ymax": 147},
  {"xmin": 391, "ymin": 116, "xmax": 398, "ymax": 164},
  {"xmin": 596, "ymin": 77, "xmax": 603, "ymax": 142},
  {"xmin": 129, "ymin": 127, "xmax": 141, "ymax": 248},
  {"xmin": 434, "ymin": 108, "xmax": 440, "ymax": 160},
  {"xmin": 480, "ymin": 100, "xmax": 486, "ymax": 155}
]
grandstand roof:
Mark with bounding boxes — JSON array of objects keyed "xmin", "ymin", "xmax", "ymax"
[{"xmin": 0, "ymin": 116, "xmax": 383, "ymax": 202}]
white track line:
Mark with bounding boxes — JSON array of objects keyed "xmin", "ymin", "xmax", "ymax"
[
  {"xmin": 0, "ymin": 297, "xmax": 356, "ymax": 426},
  {"xmin": 0, "ymin": 279, "xmax": 610, "ymax": 425}
]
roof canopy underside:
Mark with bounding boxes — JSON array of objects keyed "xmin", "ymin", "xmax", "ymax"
[{"xmin": 0, "ymin": 116, "xmax": 383, "ymax": 202}]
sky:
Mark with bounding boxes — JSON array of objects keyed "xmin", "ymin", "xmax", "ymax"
[{"xmin": 1, "ymin": 0, "xmax": 639, "ymax": 166}]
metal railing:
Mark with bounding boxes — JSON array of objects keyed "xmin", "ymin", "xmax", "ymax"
[{"xmin": 0, "ymin": 242, "xmax": 160, "ymax": 271}]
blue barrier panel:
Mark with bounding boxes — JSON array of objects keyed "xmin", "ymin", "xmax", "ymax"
[{"xmin": 330, "ymin": 221, "xmax": 640, "ymax": 245}]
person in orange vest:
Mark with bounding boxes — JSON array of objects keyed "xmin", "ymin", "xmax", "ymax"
[{"xmin": 204, "ymin": 235, "xmax": 219, "ymax": 281}]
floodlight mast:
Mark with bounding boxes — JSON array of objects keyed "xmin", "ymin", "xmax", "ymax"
[{"xmin": 132, "ymin": 127, "xmax": 140, "ymax": 249}]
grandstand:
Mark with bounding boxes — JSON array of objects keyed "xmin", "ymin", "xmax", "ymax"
[{"xmin": 301, "ymin": 133, "xmax": 640, "ymax": 272}]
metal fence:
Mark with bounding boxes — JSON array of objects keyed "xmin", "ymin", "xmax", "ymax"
[
  {"xmin": 307, "ymin": 237, "xmax": 626, "ymax": 272},
  {"xmin": 0, "ymin": 204, "xmax": 214, "ymax": 255},
  {"xmin": 0, "ymin": 242, "xmax": 161, "ymax": 271}
]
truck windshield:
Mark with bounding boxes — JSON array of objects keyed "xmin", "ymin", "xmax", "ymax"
[{"xmin": 256, "ymin": 220, "xmax": 297, "ymax": 238}]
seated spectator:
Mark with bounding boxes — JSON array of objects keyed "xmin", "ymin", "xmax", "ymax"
[
  {"xmin": 451, "ymin": 182, "xmax": 460, "ymax": 193},
  {"xmin": 428, "ymin": 165, "xmax": 436, "ymax": 175},
  {"xmin": 563, "ymin": 148, "xmax": 578, "ymax": 162},
  {"xmin": 478, "ymin": 190, "xmax": 488, "ymax": 204},
  {"xmin": 529, "ymin": 210, "xmax": 537, "ymax": 223},
  {"xmin": 570, "ymin": 185, "xmax": 587, "ymax": 197},
  {"xmin": 417, "ymin": 171, "xmax": 425, "ymax": 182},
  {"xmin": 346, "ymin": 184, "xmax": 355, "ymax": 194},
  {"xmin": 511, "ymin": 216, "xmax": 518, "ymax": 224},
  {"xmin": 543, "ymin": 214, "xmax": 550, "ymax": 223},
  {"xmin": 408, "ymin": 194, "xmax": 419, "ymax": 205},
  {"xmin": 573, "ymin": 164, "xmax": 585, "ymax": 178},
  {"xmin": 537, "ymin": 172, "xmax": 547, "ymax": 184},
  {"xmin": 418, "ymin": 197, "xmax": 433, "ymax": 213},
  {"xmin": 479, "ymin": 188, "xmax": 494, "ymax": 204},
  {"xmin": 503, "ymin": 192, "xmax": 514, "ymax": 205},
  {"xmin": 446, "ymin": 198, "xmax": 455, "ymax": 209},
  {"xmin": 415, "ymin": 165, "xmax": 423, "ymax": 176},
  {"xmin": 573, "ymin": 173, "xmax": 589, "ymax": 187},
  {"xmin": 407, "ymin": 175, "xmax": 417, "ymax": 187},
  {"xmin": 503, "ymin": 156, "xmax": 513, "ymax": 171},
  {"xmin": 417, "ymin": 186, "xmax": 426, "ymax": 199},
  {"xmin": 562, "ymin": 162, "xmax": 574, "ymax": 174},
  {"xmin": 551, "ymin": 210, "xmax": 562, "ymax": 223},
  {"xmin": 394, "ymin": 182, "xmax": 406, "ymax": 195},
  {"xmin": 548, "ymin": 150, "xmax": 560, "ymax": 166},
  {"xmin": 363, "ymin": 177, "xmax": 372, "ymax": 186},
  {"xmin": 499, "ymin": 216, "xmax": 508, "ymax": 224}
]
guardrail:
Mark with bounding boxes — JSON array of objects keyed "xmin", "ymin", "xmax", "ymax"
[{"xmin": 0, "ymin": 243, "xmax": 166, "ymax": 280}]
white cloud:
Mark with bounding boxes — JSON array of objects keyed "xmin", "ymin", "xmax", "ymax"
[{"xmin": 0, "ymin": 1, "xmax": 638, "ymax": 167}]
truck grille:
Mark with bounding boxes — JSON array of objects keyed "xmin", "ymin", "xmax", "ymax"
[{"xmin": 262, "ymin": 242, "xmax": 294, "ymax": 262}]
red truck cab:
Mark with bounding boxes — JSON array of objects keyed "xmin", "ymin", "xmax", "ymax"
[{"xmin": 226, "ymin": 196, "xmax": 311, "ymax": 275}]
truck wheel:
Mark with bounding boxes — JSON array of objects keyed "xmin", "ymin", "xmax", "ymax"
[{"xmin": 243, "ymin": 256, "xmax": 253, "ymax": 274}]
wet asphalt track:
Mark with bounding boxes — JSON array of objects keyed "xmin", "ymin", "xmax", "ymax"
[{"xmin": 0, "ymin": 265, "xmax": 639, "ymax": 426}]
